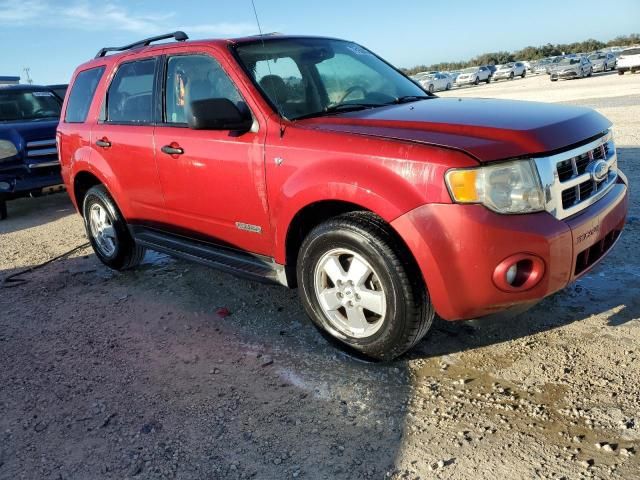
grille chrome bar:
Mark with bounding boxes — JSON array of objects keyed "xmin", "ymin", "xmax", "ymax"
[
  {"xmin": 534, "ymin": 130, "xmax": 617, "ymax": 220},
  {"xmin": 26, "ymin": 139, "xmax": 56, "ymax": 148},
  {"xmin": 27, "ymin": 147, "xmax": 58, "ymax": 158}
]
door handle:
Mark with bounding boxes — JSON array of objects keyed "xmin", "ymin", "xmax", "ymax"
[
  {"xmin": 96, "ymin": 138, "xmax": 111, "ymax": 148},
  {"xmin": 161, "ymin": 144, "xmax": 184, "ymax": 155}
]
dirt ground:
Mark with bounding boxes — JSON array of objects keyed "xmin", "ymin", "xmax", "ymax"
[{"xmin": 1, "ymin": 71, "xmax": 639, "ymax": 480}]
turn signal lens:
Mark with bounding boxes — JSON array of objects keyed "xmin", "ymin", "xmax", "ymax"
[{"xmin": 445, "ymin": 170, "xmax": 479, "ymax": 202}]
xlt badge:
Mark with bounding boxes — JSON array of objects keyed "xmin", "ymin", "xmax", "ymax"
[{"xmin": 235, "ymin": 222, "xmax": 262, "ymax": 234}]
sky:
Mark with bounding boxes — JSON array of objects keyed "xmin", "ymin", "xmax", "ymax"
[{"xmin": 1, "ymin": 0, "xmax": 639, "ymax": 84}]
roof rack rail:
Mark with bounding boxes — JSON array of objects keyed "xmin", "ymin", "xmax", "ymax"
[{"xmin": 95, "ymin": 31, "xmax": 189, "ymax": 58}]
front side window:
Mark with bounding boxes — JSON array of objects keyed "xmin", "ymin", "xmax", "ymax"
[
  {"xmin": 107, "ymin": 58, "xmax": 156, "ymax": 123},
  {"xmin": 165, "ymin": 54, "xmax": 242, "ymax": 124},
  {"xmin": 65, "ymin": 66, "xmax": 105, "ymax": 123},
  {"xmin": 235, "ymin": 38, "xmax": 427, "ymax": 120},
  {"xmin": 0, "ymin": 90, "xmax": 61, "ymax": 122}
]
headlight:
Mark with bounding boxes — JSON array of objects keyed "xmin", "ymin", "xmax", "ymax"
[
  {"xmin": 0, "ymin": 140, "xmax": 18, "ymax": 161},
  {"xmin": 445, "ymin": 160, "xmax": 545, "ymax": 214}
]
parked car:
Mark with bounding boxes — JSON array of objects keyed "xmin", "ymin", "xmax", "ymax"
[
  {"xmin": 588, "ymin": 52, "xmax": 616, "ymax": 72},
  {"xmin": 454, "ymin": 66, "xmax": 492, "ymax": 85},
  {"xmin": 0, "ymin": 85, "xmax": 64, "ymax": 219},
  {"xmin": 533, "ymin": 58, "xmax": 552, "ymax": 74},
  {"xmin": 550, "ymin": 56, "xmax": 593, "ymax": 81},
  {"xmin": 48, "ymin": 84, "xmax": 69, "ymax": 101},
  {"xmin": 492, "ymin": 62, "xmax": 527, "ymax": 81},
  {"xmin": 446, "ymin": 70, "xmax": 462, "ymax": 82},
  {"xmin": 58, "ymin": 32, "xmax": 628, "ymax": 360},
  {"xmin": 417, "ymin": 72, "xmax": 452, "ymax": 93},
  {"xmin": 617, "ymin": 47, "xmax": 640, "ymax": 75}
]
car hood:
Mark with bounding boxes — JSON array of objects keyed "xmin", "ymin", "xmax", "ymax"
[
  {"xmin": 0, "ymin": 119, "xmax": 59, "ymax": 146},
  {"xmin": 296, "ymin": 98, "xmax": 611, "ymax": 162}
]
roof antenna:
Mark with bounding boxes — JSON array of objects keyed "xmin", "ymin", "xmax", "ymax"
[{"xmin": 250, "ymin": 0, "xmax": 285, "ymax": 137}]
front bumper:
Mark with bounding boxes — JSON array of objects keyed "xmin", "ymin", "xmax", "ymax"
[
  {"xmin": 550, "ymin": 70, "xmax": 579, "ymax": 80},
  {"xmin": 455, "ymin": 77, "xmax": 475, "ymax": 85},
  {"xmin": 0, "ymin": 168, "xmax": 63, "ymax": 198},
  {"xmin": 391, "ymin": 177, "xmax": 628, "ymax": 320}
]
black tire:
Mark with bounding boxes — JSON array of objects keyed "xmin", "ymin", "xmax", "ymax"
[
  {"xmin": 428, "ymin": 84, "xmax": 435, "ymax": 93},
  {"xmin": 486, "ymin": 76, "xmax": 491, "ymax": 84},
  {"xmin": 473, "ymin": 76, "xmax": 479, "ymax": 85},
  {"xmin": 83, "ymin": 185, "xmax": 145, "ymax": 270},
  {"xmin": 521, "ymin": 70, "xmax": 526, "ymax": 78},
  {"xmin": 588, "ymin": 68, "xmax": 593, "ymax": 77},
  {"xmin": 297, "ymin": 212, "xmax": 434, "ymax": 361},
  {"xmin": 446, "ymin": 83, "xmax": 451, "ymax": 90},
  {"xmin": 0, "ymin": 197, "xmax": 7, "ymax": 221},
  {"xmin": 618, "ymin": 70, "xmax": 624, "ymax": 75},
  {"xmin": 509, "ymin": 72, "xmax": 514, "ymax": 80}
]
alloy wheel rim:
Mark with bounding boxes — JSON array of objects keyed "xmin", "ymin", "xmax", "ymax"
[
  {"xmin": 313, "ymin": 248, "xmax": 387, "ymax": 339},
  {"xmin": 89, "ymin": 203, "xmax": 117, "ymax": 257}
]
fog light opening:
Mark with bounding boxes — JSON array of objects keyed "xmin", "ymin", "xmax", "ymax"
[
  {"xmin": 505, "ymin": 259, "xmax": 533, "ymax": 288},
  {"xmin": 493, "ymin": 254, "xmax": 545, "ymax": 292}
]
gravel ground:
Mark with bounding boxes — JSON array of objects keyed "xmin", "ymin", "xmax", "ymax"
[{"xmin": 1, "ymin": 72, "xmax": 639, "ymax": 480}]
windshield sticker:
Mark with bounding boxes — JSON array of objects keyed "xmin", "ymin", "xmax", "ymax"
[
  {"xmin": 33, "ymin": 91, "xmax": 55, "ymax": 97},
  {"xmin": 346, "ymin": 45, "xmax": 370, "ymax": 56}
]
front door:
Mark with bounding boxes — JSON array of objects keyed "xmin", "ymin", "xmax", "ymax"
[{"xmin": 153, "ymin": 52, "xmax": 272, "ymax": 255}]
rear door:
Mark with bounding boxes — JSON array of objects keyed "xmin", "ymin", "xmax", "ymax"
[
  {"xmin": 152, "ymin": 50, "xmax": 272, "ymax": 255},
  {"xmin": 91, "ymin": 57, "xmax": 165, "ymax": 221}
]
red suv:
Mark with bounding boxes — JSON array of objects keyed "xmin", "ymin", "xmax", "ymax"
[{"xmin": 58, "ymin": 32, "xmax": 628, "ymax": 360}]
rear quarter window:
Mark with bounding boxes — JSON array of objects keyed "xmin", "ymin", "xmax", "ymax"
[{"xmin": 65, "ymin": 66, "xmax": 105, "ymax": 123}]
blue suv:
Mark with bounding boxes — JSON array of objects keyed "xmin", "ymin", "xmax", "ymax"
[{"xmin": 0, "ymin": 85, "xmax": 63, "ymax": 219}]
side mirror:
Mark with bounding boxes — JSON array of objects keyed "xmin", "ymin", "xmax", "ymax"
[{"xmin": 187, "ymin": 98, "xmax": 253, "ymax": 132}]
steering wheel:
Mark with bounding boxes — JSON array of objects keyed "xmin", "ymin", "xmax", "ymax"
[{"xmin": 337, "ymin": 85, "xmax": 368, "ymax": 104}]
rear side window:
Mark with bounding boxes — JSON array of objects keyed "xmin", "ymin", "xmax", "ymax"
[
  {"xmin": 107, "ymin": 58, "xmax": 157, "ymax": 124},
  {"xmin": 65, "ymin": 66, "xmax": 105, "ymax": 123}
]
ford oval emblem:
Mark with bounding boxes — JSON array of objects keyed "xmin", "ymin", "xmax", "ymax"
[{"xmin": 589, "ymin": 160, "xmax": 609, "ymax": 182}]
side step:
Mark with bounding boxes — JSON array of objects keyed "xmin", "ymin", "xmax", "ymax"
[{"xmin": 130, "ymin": 225, "xmax": 288, "ymax": 286}]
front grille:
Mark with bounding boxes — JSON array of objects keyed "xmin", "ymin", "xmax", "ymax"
[
  {"xmin": 575, "ymin": 228, "xmax": 621, "ymax": 275},
  {"xmin": 534, "ymin": 130, "xmax": 618, "ymax": 220},
  {"xmin": 25, "ymin": 139, "xmax": 58, "ymax": 168}
]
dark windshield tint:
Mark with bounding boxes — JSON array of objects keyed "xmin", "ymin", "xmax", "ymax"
[
  {"xmin": 234, "ymin": 38, "xmax": 427, "ymax": 120},
  {"xmin": 0, "ymin": 90, "xmax": 61, "ymax": 122}
]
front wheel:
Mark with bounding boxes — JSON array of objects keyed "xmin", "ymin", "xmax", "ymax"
[
  {"xmin": 509, "ymin": 72, "xmax": 515, "ymax": 80},
  {"xmin": 473, "ymin": 76, "xmax": 479, "ymax": 85},
  {"xmin": 83, "ymin": 185, "xmax": 145, "ymax": 270},
  {"xmin": 297, "ymin": 212, "xmax": 434, "ymax": 361},
  {"xmin": 618, "ymin": 70, "xmax": 624, "ymax": 75},
  {"xmin": 428, "ymin": 84, "xmax": 435, "ymax": 93}
]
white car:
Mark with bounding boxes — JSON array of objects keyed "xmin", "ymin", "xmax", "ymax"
[
  {"xmin": 454, "ymin": 66, "xmax": 491, "ymax": 86},
  {"xmin": 418, "ymin": 72, "xmax": 452, "ymax": 93},
  {"xmin": 617, "ymin": 47, "xmax": 640, "ymax": 75},
  {"xmin": 492, "ymin": 62, "xmax": 527, "ymax": 81}
]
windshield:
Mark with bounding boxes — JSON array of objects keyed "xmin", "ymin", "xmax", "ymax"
[
  {"xmin": 588, "ymin": 54, "xmax": 604, "ymax": 60},
  {"xmin": 234, "ymin": 38, "xmax": 428, "ymax": 120},
  {"xmin": 622, "ymin": 48, "xmax": 640, "ymax": 56},
  {"xmin": 0, "ymin": 90, "xmax": 61, "ymax": 122},
  {"xmin": 461, "ymin": 67, "xmax": 476, "ymax": 73},
  {"xmin": 498, "ymin": 63, "xmax": 514, "ymax": 69},
  {"xmin": 559, "ymin": 58, "xmax": 580, "ymax": 65}
]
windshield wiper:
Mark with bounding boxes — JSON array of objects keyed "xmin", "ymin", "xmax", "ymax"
[
  {"xmin": 389, "ymin": 95, "xmax": 433, "ymax": 104},
  {"xmin": 294, "ymin": 103, "xmax": 384, "ymax": 120}
]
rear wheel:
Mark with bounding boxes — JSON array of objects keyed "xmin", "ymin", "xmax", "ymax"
[
  {"xmin": 297, "ymin": 212, "xmax": 434, "ymax": 361},
  {"xmin": 83, "ymin": 185, "xmax": 145, "ymax": 270},
  {"xmin": 588, "ymin": 68, "xmax": 593, "ymax": 77},
  {"xmin": 446, "ymin": 83, "xmax": 452, "ymax": 90},
  {"xmin": 521, "ymin": 70, "xmax": 526, "ymax": 78}
]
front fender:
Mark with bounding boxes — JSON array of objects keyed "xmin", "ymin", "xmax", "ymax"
[{"xmin": 270, "ymin": 154, "xmax": 450, "ymax": 264}]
